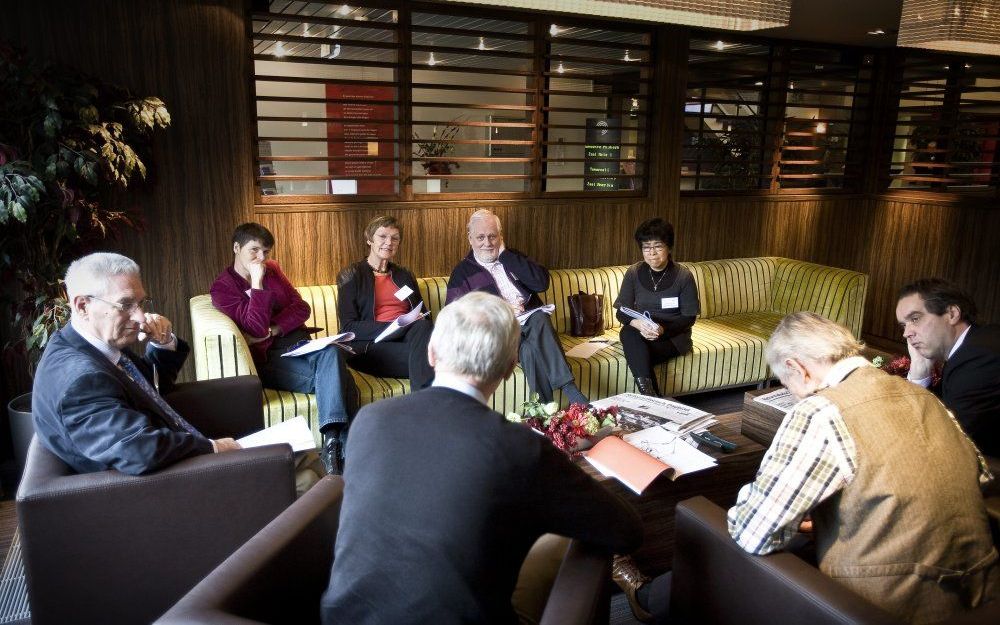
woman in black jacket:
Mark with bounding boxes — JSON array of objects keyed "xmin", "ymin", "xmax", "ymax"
[
  {"xmin": 337, "ymin": 216, "xmax": 433, "ymax": 390},
  {"xmin": 613, "ymin": 218, "xmax": 700, "ymax": 397}
]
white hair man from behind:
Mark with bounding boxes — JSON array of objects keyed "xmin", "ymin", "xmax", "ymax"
[
  {"xmin": 727, "ymin": 311, "xmax": 998, "ymax": 623},
  {"xmin": 322, "ymin": 292, "xmax": 642, "ymax": 625},
  {"xmin": 32, "ymin": 252, "xmax": 240, "ymax": 477}
]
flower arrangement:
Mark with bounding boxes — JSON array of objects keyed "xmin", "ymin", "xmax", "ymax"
[
  {"xmin": 413, "ymin": 120, "xmax": 462, "ymax": 181},
  {"xmin": 507, "ymin": 394, "xmax": 619, "ymax": 455},
  {"xmin": 872, "ymin": 354, "xmax": 942, "ymax": 387}
]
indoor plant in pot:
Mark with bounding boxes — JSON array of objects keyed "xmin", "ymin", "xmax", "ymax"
[{"xmin": 0, "ymin": 42, "xmax": 171, "ymax": 470}]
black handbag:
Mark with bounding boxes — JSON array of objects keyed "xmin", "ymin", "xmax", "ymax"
[{"xmin": 567, "ymin": 291, "xmax": 604, "ymax": 337}]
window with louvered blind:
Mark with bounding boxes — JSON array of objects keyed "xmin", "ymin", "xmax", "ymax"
[
  {"xmin": 683, "ymin": 37, "xmax": 872, "ymax": 192},
  {"xmin": 888, "ymin": 54, "xmax": 1000, "ymax": 194},
  {"xmin": 251, "ymin": 1, "xmax": 653, "ymax": 202}
]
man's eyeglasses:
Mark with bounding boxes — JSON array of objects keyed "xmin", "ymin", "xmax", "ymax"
[
  {"xmin": 87, "ymin": 295, "xmax": 154, "ymax": 314},
  {"xmin": 641, "ymin": 244, "xmax": 667, "ymax": 253}
]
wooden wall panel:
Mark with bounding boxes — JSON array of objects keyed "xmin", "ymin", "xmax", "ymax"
[
  {"xmin": 1, "ymin": 0, "xmax": 255, "ymax": 383},
  {"xmin": 257, "ymin": 198, "xmax": 656, "ymax": 285}
]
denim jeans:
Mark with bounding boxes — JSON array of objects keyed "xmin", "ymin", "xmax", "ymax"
[{"xmin": 258, "ymin": 334, "xmax": 356, "ymax": 429}]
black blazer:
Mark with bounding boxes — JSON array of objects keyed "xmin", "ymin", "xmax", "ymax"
[
  {"xmin": 31, "ymin": 324, "xmax": 213, "ymax": 475},
  {"xmin": 337, "ymin": 259, "xmax": 424, "ymax": 342},
  {"xmin": 942, "ymin": 324, "xmax": 1000, "ymax": 456},
  {"xmin": 321, "ymin": 386, "xmax": 642, "ymax": 625}
]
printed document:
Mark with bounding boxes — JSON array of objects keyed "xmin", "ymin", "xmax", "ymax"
[
  {"xmin": 590, "ymin": 392, "xmax": 714, "ymax": 432},
  {"xmin": 753, "ymin": 387, "xmax": 798, "ymax": 413},
  {"xmin": 237, "ymin": 415, "xmax": 317, "ymax": 453},
  {"xmin": 585, "ymin": 433, "xmax": 716, "ymax": 495},
  {"xmin": 374, "ymin": 303, "xmax": 428, "ymax": 343},
  {"xmin": 565, "ymin": 338, "xmax": 614, "ymax": 359},
  {"xmin": 516, "ymin": 304, "xmax": 556, "ymax": 326},
  {"xmin": 281, "ymin": 332, "xmax": 355, "ymax": 357}
]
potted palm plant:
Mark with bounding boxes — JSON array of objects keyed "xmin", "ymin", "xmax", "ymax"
[{"xmin": 0, "ymin": 42, "xmax": 171, "ymax": 471}]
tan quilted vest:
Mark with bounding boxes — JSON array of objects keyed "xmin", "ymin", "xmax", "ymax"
[{"xmin": 812, "ymin": 366, "xmax": 998, "ymax": 623}]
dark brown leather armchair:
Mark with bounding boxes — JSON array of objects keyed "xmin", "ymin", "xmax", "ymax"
[
  {"xmin": 17, "ymin": 376, "xmax": 298, "ymax": 625},
  {"xmin": 157, "ymin": 475, "xmax": 612, "ymax": 625},
  {"xmin": 670, "ymin": 496, "xmax": 1000, "ymax": 625}
]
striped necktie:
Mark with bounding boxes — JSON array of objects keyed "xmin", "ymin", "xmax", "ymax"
[{"xmin": 117, "ymin": 355, "xmax": 200, "ymax": 436}]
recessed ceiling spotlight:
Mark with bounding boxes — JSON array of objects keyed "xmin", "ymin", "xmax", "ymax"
[
  {"xmin": 556, "ymin": 61, "xmax": 565, "ymax": 73},
  {"xmin": 428, "ymin": 52, "xmax": 438, "ymax": 66},
  {"xmin": 550, "ymin": 24, "xmax": 559, "ymax": 37},
  {"xmin": 339, "ymin": 4, "xmax": 350, "ymax": 15},
  {"xmin": 715, "ymin": 40, "xmax": 726, "ymax": 50},
  {"xmin": 623, "ymin": 49, "xmax": 633, "ymax": 61},
  {"xmin": 478, "ymin": 36, "xmax": 486, "ymax": 51},
  {"xmin": 867, "ymin": 28, "xmax": 886, "ymax": 36},
  {"xmin": 754, "ymin": 81, "xmax": 764, "ymax": 86}
]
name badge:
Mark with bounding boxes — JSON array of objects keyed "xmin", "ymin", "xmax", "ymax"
[
  {"xmin": 394, "ymin": 285, "xmax": 414, "ymax": 301},
  {"xmin": 661, "ymin": 297, "xmax": 679, "ymax": 309}
]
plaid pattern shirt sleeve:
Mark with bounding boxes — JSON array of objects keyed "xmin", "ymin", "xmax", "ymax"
[{"xmin": 727, "ymin": 394, "xmax": 858, "ymax": 555}]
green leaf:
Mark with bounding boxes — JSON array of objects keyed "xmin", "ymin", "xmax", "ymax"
[{"xmin": 11, "ymin": 201, "xmax": 26, "ymax": 222}]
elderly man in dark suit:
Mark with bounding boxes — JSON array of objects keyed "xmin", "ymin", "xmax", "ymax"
[
  {"xmin": 446, "ymin": 209, "xmax": 588, "ymax": 407},
  {"xmin": 32, "ymin": 252, "xmax": 241, "ymax": 475},
  {"xmin": 897, "ymin": 278, "xmax": 1000, "ymax": 456},
  {"xmin": 322, "ymin": 291, "xmax": 642, "ymax": 625}
]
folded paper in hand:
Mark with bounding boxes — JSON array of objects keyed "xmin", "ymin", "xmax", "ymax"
[
  {"xmin": 516, "ymin": 304, "xmax": 556, "ymax": 326},
  {"xmin": 237, "ymin": 415, "xmax": 317, "ymax": 453},
  {"xmin": 617, "ymin": 305, "xmax": 656, "ymax": 329},
  {"xmin": 374, "ymin": 303, "xmax": 428, "ymax": 343},
  {"xmin": 281, "ymin": 332, "xmax": 355, "ymax": 357}
]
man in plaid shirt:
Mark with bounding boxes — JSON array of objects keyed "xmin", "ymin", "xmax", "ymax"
[{"xmin": 728, "ymin": 312, "xmax": 997, "ymax": 623}]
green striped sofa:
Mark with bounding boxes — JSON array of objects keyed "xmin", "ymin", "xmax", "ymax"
[{"xmin": 190, "ymin": 257, "xmax": 867, "ymax": 443}]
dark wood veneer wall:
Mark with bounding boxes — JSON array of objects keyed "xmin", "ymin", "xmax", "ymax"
[{"xmin": 3, "ymin": 0, "xmax": 998, "ymax": 386}]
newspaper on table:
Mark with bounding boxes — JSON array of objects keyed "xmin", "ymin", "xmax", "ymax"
[
  {"xmin": 374, "ymin": 303, "xmax": 428, "ymax": 343},
  {"xmin": 585, "ymin": 430, "xmax": 717, "ymax": 494},
  {"xmin": 237, "ymin": 415, "xmax": 317, "ymax": 453},
  {"xmin": 589, "ymin": 392, "xmax": 716, "ymax": 433},
  {"xmin": 753, "ymin": 387, "xmax": 798, "ymax": 413},
  {"xmin": 515, "ymin": 304, "xmax": 556, "ymax": 326}
]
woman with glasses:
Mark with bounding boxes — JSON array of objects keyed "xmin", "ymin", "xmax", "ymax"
[
  {"xmin": 613, "ymin": 218, "xmax": 700, "ymax": 397},
  {"xmin": 336, "ymin": 215, "xmax": 433, "ymax": 390}
]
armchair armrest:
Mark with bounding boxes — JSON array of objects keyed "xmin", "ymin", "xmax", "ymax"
[
  {"xmin": 670, "ymin": 496, "xmax": 901, "ymax": 625},
  {"xmin": 539, "ymin": 540, "xmax": 612, "ymax": 625},
  {"xmin": 190, "ymin": 294, "xmax": 258, "ymax": 381},
  {"xmin": 17, "ymin": 439, "xmax": 296, "ymax": 625},
  {"xmin": 156, "ymin": 476, "xmax": 344, "ymax": 625},
  {"xmin": 165, "ymin": 375, "xmax": 264, "ymax": 439}
]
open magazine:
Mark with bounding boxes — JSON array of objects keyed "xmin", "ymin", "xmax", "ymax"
[
  {"xmin": 586, "ymin": 429, "xmax": 717, "ymax": 495},
  {"xmin": 281, "ymin": 332, "xmax": 355, "ymax": 357}
]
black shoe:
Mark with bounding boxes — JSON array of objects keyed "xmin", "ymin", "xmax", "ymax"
[
  {"xmin": 321, "ymin": 431, "xmax": 344, "ymax": 476},
  {"xmin": 636, "ymin": 376, "xmax": 660, "ymax": 397}
]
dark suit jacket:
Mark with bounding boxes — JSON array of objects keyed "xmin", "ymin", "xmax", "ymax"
[
  {"xmin": 31, "ymin": 324, "xmax": 214, "ymax": 475},
  {"xmin": 942, "ymin": 324, "xmax": 1000, "ymax": 456},
  {"xmin": 321, "ymin": 387, "xmax": 642, "ymax": 625},
  {"xmin": 445, "ymin": 249, "xmax": 550, "ymax": 310}
]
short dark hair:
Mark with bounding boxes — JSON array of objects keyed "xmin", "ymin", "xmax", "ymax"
[
  {"xmin": 634, "ymin": 218, "xmax": 675, "ymax": 248},
  {"xmin": 232, "ymin": 222, "xmax": 274, "ymax": 248},
  {"xmin": 898, "ymin": 278, "xmax": 978, "ymax": 324},
  {"xmin": 364, "ymin": 215, "xmax": 403, "ymax": 242}
]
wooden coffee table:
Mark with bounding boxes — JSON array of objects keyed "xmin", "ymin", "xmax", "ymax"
[
  {"xmin": 579, "ymin": 412, "xmax": 764, "ymax": 575},
  {"xmin": 741, "ymin": 387, "xmax": 788, "ymax": 446}
]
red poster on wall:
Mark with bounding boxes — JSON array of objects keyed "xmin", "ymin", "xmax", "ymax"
[{"xmin": 326, "ymin": 84, "xmax": 396, "ymax": 195}]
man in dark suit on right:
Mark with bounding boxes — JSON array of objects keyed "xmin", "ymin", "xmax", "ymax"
[
  {"xmin": 897, "ymin": 278, "xmax": 1000, "ymax": 456},
  {"xmin": 321, "ymin": 291, "xmax": 642, "ymax": 624}
]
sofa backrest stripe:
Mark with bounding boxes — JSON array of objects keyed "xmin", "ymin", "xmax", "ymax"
[{"xmin": 691, "ymin": 258, "xmax": 776, "ymax": 319}]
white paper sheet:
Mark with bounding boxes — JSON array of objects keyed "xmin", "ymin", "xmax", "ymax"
[
  {"xmin": 281, "ymin": 332, "xmax": 355, "ymax": 357},
  {"xmin": 565, "ymin": 340, "xmax": 612, "ymax": 359},
  {"xmin": 515, "ymin": 304, "xmax": 556, "ymax": 326},
  {"xmin": 374, "ymin": 303, "xmax": 428, "ymax": 343},
  {"xmin": 753, "ymin": 387, "xmax": 798, "ymax": 412},
  {"xmin": 237, "ymin": 415, "xmax": 317, "ymax": 452}
]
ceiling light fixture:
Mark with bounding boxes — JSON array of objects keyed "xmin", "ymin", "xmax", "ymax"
[
  {"xmin": 274, "ymin": 41, "xmax": 287, "ymax": 57},
  {"xmin": 867, "ymin": 28, "xmax": 886, "ymax": 35},
  {"xmin": 478, "ymin": 36, "xmax": 487, "ymax": 50},
  {"xmin": 715, "ymin": 40, "xmax": 726, "ymax": 50},
  {"xmin": 899, "ymin": 0, "xmax": 1000, "ymax": 55},
  {"xmin": 549, "ymin": 23, "xmax": 559, "ymax": 36},
  {"xmin": 623, "ymin": 49, "xmax": 634, "ymax": 61},
  {"xmin": 428, "ymin": 52, "xmax": 438, "ymax": 66},
  {"xmin": 556, "ymin": 61, "xmax": 565, "ymax": 73},
  {"xmin": 339, "ymin": 4, "xmax": 351, "ymax": 15},
  {"xmin": 445, "ymin": 1, "xmax": 790, "ymax": 31}
]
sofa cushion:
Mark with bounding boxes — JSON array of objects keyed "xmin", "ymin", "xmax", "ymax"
[
  {"xmin": 691, "ymin": 258, "xmax": 776, "ymax": 319},
  {"xmin": 771, "ymin": 258, "xmax": 868, "ymax": 337}
]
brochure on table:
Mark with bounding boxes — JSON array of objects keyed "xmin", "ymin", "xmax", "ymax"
[
  {"xmin": 237, "ymin": 415, "xmax": 317, "ymax": 453},
  {"xmin": 374, "ymin": 303, "xmax": 428, "ymax": 343},
  {"xmin": 753, "ymin": 387, "xmax": 798, "ymax": 413}
]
